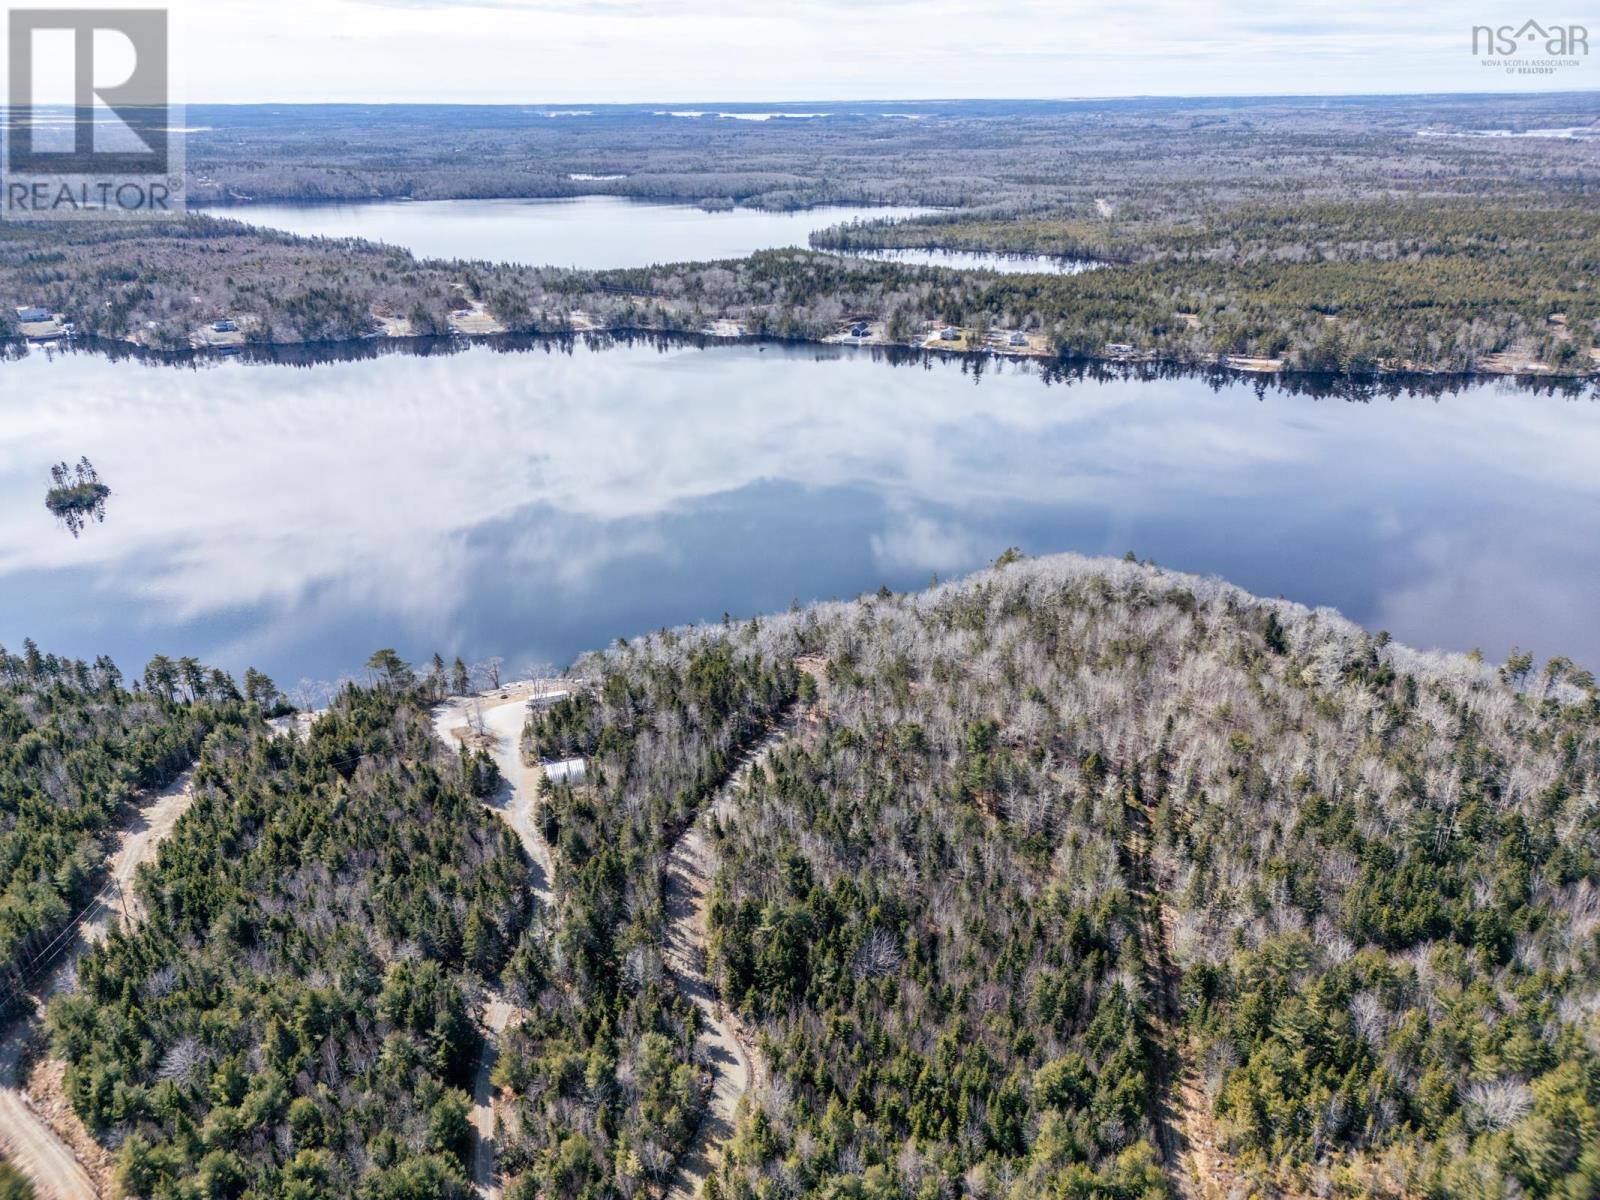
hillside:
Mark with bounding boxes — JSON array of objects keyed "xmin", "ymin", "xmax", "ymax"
[
  {"xmin": 537, "ymin": 555, "xmax": 1600, "ymax": 1198},
  {"xmin": 13, "ymin": 554, "xmax": 1600, "ymax": 1198}
]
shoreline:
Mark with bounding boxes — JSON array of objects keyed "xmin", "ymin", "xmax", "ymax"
[{"xmin": 5, "ymin": 326, "xmax": 1597, "ymax": 388}]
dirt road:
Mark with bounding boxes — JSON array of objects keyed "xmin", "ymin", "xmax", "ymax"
[
  {"xmin": 0, "ymin": 771, "xmax": 196, "ymax": 1200},
  {"xmin": 0, "ymin": 1073, "xmax": 96, "ymax": 1200},
  {"xmin": 433, "ymin": 687, "xmax": 554, "ymax": 907},
  {"xmin": 467, "ymin": 993, "xmax": 515, "ymax": 1200},
  {"xmin": 663, "ymin": 725, "xmax": 794, "ymax": 1200},
  {"xmin": 432, "ymin": 687, "xmax": 559, "ymax": 1199}
]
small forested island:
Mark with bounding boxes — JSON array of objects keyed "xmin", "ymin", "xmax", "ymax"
[
  {"xmin": 1, "ymin": 554, "xmax": 1597, "ymax": 1199},
  {"xmin": 43, "ymin": 459, "xmax": 111, "ymax": 537}
]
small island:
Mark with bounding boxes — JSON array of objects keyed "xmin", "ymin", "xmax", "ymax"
[{"xmin": 45, "ymin": 457, "xmax": 111, "ymax": 537}]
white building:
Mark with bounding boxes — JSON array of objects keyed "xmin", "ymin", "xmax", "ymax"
[
  {"xmin": 527, "ymin": 689, "xmax": 572, "ymax": 711},
  {"xmin": 542, "ymin": 757, "xmax": 586, "ymax": 784}
]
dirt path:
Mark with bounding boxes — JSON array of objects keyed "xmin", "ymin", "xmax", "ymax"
[
  {"xmin": 432, "ymin": 687, "xmax": 558, "ymax": 1199},
  {"xmin": 466, "ymin": 993, "xmax": 515, "ymax": 1200},
  {"xmin": 88, "ymin": 773, "xmax": 197, "ymax": 938},
  {"xmin": 1129, "ymin": 786, "xmax": 1260, "ymax": 1200},
  {"xmin": 433, "ymin": 687, "xmax": 554, "ymax": 907},
  {"xmin": 0, "ymin": 1077, "xmax": 95, "ymax": 1200},
  {"xmin": 0, "ymin": 771, "xmax": 196, "ymax": 1200},
  {"xmin": 662, "ymin": 724, "xmax": 794, "ymax": 1200}
]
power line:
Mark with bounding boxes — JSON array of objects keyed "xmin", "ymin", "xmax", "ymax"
[{"xmin": 1, "ymin": 706, "xmax": 525, "ymax": 1013}]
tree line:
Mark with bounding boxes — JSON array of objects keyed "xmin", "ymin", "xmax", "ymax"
[{"xmin": 21, "ymin": 547, "xmax": 1600, "ymax": 1198}]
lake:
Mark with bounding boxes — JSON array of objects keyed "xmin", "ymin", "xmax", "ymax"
[
  {"xmin": 219, "ymin": 196, "xmax": 935, "ymax": 269},
  {"xmin": 845, "ymin": 248, "xmax": 1096, "ymax": 274},
  {"xmin": 2, "ymin": 338, "xmax": 1597, "ymax": 689}
]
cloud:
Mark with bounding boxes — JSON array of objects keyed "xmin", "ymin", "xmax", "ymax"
[
  {"xmin": 871, "ymin": 510, "xmax": 987, "ymax": 574},
  {"xmin": 165, "ymin": 0, "xmax": 1592, "ymax": 102},
  {"xmin": 8, "ymin": 339, "xmax": 1600, "ymax": 682}
]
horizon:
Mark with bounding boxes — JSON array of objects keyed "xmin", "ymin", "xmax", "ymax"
[
  {"xmin": 4, "ymin": 1, "xmax": 1595, "ymax": 105},
  {"xmin": 159, "ymin": 88, "xmax": 1600, "ymax": 107}
]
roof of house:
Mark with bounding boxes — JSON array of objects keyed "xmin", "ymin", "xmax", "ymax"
[{"xmin": 541, "ymin": 756, "xmax": 586, "ymax": 782}]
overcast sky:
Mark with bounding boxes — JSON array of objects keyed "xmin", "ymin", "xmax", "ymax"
[{"xmin": 23, "ymin": 0, "xmax": 1600, "ymax": 103}]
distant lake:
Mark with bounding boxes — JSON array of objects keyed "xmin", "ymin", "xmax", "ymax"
[
  {"xmin": 844, "ymin": 248, "xmax": 1096, "ymax": 274},
  {"xmin": 218, "ymin": 196, "xmax": 935, "ymax": 269},
  {"xmin": 2, "ymin": 338, "xmax": 1597, "ymax": 686}
]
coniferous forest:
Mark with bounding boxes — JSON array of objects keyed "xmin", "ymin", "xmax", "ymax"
[
  {"xmin": 5, "ymin": 554, "xmax": 1595, "ymax": 1198},
  {"xmin": 0, "ymin": 644, "xmax": 245, "ymax": 1013}
]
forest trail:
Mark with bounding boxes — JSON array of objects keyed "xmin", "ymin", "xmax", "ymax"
[
  {"xmin": 1155, "ymin": 893, "xmax": 1233, "ymax": 1200},
  {"xmin": 0, "ymin": 771, "xmax": 196, "ymax": 1200},
  {"xmin": 663, "ymin": 704, "xmax": 811, "ymax": 1200},
  {"xmin": 432, "ymin": 685, "xmax": 559, "ymax": 1200},
  {"xmin": 1129, "ymin": 788, "xmax": 1254, "ymax": 1200},
  {"xmin": 467, "ymin": 992, "xmax": 515, "ymax": 1200}
]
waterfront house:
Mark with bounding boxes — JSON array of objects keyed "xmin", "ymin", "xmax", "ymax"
[
  {"xmin": 939, "ymin": 326, "xmax": 960, "ymax": 340},
  {"xmin": 15, "ymin": 306, "xmax": 51, "ymax": 323},
  {"xmin": 1008, "ymin": 332, "xmax": 1028, "ymax": 347},
  {"xmin": 212, "ymin": 319, "xmax": 239, "ymax": 333}
]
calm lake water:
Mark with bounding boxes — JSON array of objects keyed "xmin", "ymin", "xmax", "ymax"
[
  {"xmin": 845, "ymin": 248, "xmax": 1096, "ymax": 274},
  {"xmin": 220, "ymin": 196, "xmax": 934, "ymax": 269},
  {"xmin": 2, "ymin": 338, "xmax": 1597, "ymax": 687}
]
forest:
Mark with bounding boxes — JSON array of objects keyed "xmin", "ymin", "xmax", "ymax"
[
  {"xmin": 513, "ymin": 560, "xmax": 1599, "ymax": 1198},
  {"xmin": 688, "ymin": 556, "xmax": 1600, "ymax": 1199},
  {"xmin": 3, "ymin": 554, "xmax": 1599, "ymax": 1198},
  {"xmin": 0, "ymin": 642, "xmax": 248, "ymax": 1017},
  {"xmin": 45, "ymin": 675, "xmax": 528, "ymax": 1199},
  {"xmin": 2, "ymin": 94, "xmax": 1597, "ymax": 374},
  {"xmin": 490, "ymin": 638, "xmax": 798, "ymax": 1198},
  {"xmin": 173, "ymin": 95, "xmax": 1600, "ymax": 214}
]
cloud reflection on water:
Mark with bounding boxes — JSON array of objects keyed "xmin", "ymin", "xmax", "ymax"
[{"xmin": 1, "ymin": 339, "xmax": 1597, "ymax": 679}]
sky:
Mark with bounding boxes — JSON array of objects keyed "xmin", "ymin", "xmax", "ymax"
[{"xmin": 6, "ymin": 0, "xmax": 1599, "ymax": 103}]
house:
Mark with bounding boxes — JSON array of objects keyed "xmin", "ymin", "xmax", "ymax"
[
  {"xmin": 939, "ymin": 326, "xmax": 960, "ymax": 341},
  {"xmin": 850, "ymin": 323, "xmax": 869, "ymax": 338},
  {"xmin": 15, "ymin": 306, "xmax": 51, "ymax": 324},
  {"xmin": 526, "ymin": 688, "xmax": 572, "ymax": 711},
  {"xmin": 1104, "ymin": 342, "xmax": 1136, "ymax": 355},
  {"xmin": 1007, "ymin": 332, "xmax": 1028, "ymax": 347},
  {"xmin": 211, "ymin": 319, "xmax": 239, "ymax": 334},
  {"xmin": 541, "ymin": 756, "xmax": 586, "ymax": 784}
]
